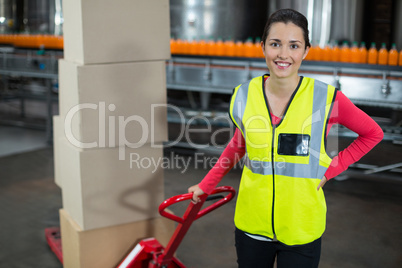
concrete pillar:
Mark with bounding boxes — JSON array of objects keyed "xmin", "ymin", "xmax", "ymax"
[{"xmin": 53, "ymin": 1, "xmax": 174, "ymax": 267}]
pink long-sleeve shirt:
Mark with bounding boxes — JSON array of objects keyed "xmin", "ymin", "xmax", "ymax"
[{"xmin": 199, "ymin": 90, "xmax": 384, "ymax": 194}]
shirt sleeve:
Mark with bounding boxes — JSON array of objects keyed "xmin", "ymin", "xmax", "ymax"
[
  {"xmin": 324, "ymin": 91, "xmax": 384, "ymax": 180},
  {"xmin": 198, "ymin": 128, "xmax": 246, "ymax": 194}
]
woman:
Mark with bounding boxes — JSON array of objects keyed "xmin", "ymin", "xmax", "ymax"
[{"xmin": 188, "ymin": 9, "xmax": 383, "ymax": 268}]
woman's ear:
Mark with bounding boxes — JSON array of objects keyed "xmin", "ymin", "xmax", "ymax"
[
  {"xmin": 261, "ymin": 41, "xmax": 265, "ymax": 56},
  {"xmin": 302, "ymin": 46, "xmax": 310, "ymax": 60}
]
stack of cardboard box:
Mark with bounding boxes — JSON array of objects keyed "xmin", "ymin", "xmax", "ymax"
[{"xmin": 53, "ymin": 1, "xmax": 174, "ymax": 267}]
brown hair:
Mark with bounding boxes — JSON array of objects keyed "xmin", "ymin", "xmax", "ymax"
[{"xmin": 262, "ymin": 9, "xmax": 311, "ymax": 49}]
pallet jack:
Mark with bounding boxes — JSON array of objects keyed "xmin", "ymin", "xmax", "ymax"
[
  {"xmin": 45, "ymin": 186, "xmax": 235, "ymax": 267},
  {"xmin": 116, "ymin": 186, "xmax": 236, "ymax": 268}
]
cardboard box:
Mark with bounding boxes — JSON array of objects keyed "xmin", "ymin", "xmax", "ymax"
[
  {"xmin": 58, "ymin": 59, "xmax": 168, "ymax": 148},
  {"xmin": 59, "ymin": 137, "xmax": 165, "ymax": 230},
  {"xmin": 62, "ymin": 0, "xmax": 171, "ymax": 64},
  {"xmin": 60, "ymin": 209, "xmax": 175, "ymax": 268},
  {"xmin": 53, "ymin": 115, "xmax": 62, "ymax": 188}
]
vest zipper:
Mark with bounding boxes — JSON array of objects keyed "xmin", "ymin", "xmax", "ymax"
[{"xmin": 271, "ymin": 125, "xmax": 278, "ymax": 241}]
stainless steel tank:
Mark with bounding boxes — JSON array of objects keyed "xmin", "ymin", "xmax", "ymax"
[
  {"xmin": 329, "ymin": 0, "xmax": 364, "ymax": 44},
  {"xmin": 23, "ymin": 0, "xmax": 63, "ymax": 35},
  {"xmin": 394, "ymin": 0, "xmax": 402, "ymax": 49},
  {"xmin": 170, "ymin": 0, "xmax": 268, "ymax": 41},
  {"xmin": 268, "ymin": 0, "xmax": 364, "ymax": 46},
  {"xmin": 48, "ymin": 0, "xmax": 63, "ymax": 35},
  {"xmin": 0, "ymin": 0, "xmax": 15, "ymax": 33},
  {"xmin": 23, "ymin": 0, "xmax": 50, "ymax": 33}
]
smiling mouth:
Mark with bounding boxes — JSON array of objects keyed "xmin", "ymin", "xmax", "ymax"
[{"xmin": 275, "ymin": 61, "xmax": 291, "ymax": 68}]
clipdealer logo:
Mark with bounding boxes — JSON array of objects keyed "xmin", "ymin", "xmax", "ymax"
[
  {"xmin": 65, "ymin": 102, "xmax": 156, "ymax": 160},
  {"xmin": 63, "ymin": 102, "xmax": 234, "ymax": 161},
  {"xmin": 63, "ymin": 101, "xmax": 338, "ymax": 172}
]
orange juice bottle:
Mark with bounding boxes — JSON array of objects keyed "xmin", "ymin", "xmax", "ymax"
[
  {"xmin": 198, "ymin": 37, "xmax": 207, "ymax": 55},
  {"xmin": 13, "ymin": 34, "xmax": 23, "ymax": 47},
  {"xmin": 182, "ymin": 39, "xmax": 191, "ymax": 54},
  {"xmin": 350, "ymin": 41, "xmax": 360, "ymax": 63},
  {"xmin": 340, "ymin": 42, "xmax": 351, "ymax": 63},
  {"xmin": 170, "ymin": 37, "xmax": 177, "ymax": 54},
  {"xmin": 305, "ymin": 44, "xmax": 315, "ymax": 61},
  {"xmin": 399, "ymin": 50, "xmax": 402, "ymax": 66},
  {"xmin": 378, "ymin": 43, "xmax": 388, "ymax": 65},
  {"xmin": 2, "ymin": 34, "xmax": 9, "ymax": 45},
  {"xmin": 367, "ymin": 42, "xmax": 378, "ymax": 64},
  {"xmin": 35, "ymin": 34, "xmax": 43, "ymax": 48},
  {"xmin": 331, "ymin": 43, "xmax": 341, "ymax": 62},
  {"xmin": 0, "ymin": 34, "xmax": 9, "ymax": 44},
  {"xmin": 196, "ymin": 36, "xmax": 207, "ymax": 56},
  {"xmin": 235, "ymin": 40, "xmax": 245, "ymax": 57},
  {"xmin": 37, "ymin": 34, "xmax": 46, "ymax": 49},
  {"xmin": 24, "ymin": 34, "xmax": 31, "ymax": 47},
  {"xmin": 222, "ymin": 39, "xmax": 229, "ymax": 56},
  {"xmin": 322, "ymin": 43, "xmax": 331, "ymax": 61},
  {"xmin": 225, "ymin": 38, "xmax": 236, "ymax": 57},
  {"xmin": 175, "ymin": 39, "xmax": 183, "ymax": 54},
  {"xmin": 56, "ymin": 35, "xmax": 64, "ymax": 49},
  {"xmin": 196, "ymin": 38, "xmax": 204, "ymax": 55},
  {"xmin": 388, "ymin": 43, "xmax": 398, "ymax": 66},
  {"xmin": 359, "ymin": 42, "xmax": 368, "ymax": 64},
  {"xmin": 254, "ymin": 37, "xmax": 264, "ymax": 58},
  {"xmin": 206, "ymin": 37, "xmax": 215, "ymax": 56},
  {"xmin": 215, "ymin": 38, "xmax": 224, "ymax": 56},
  {"xmin": 48, "ymin": 35, "xmax": 57, "ymax": 49},
  {"xmin": 313, "ymin": 43, "xmax": 323, "ymax": 61},
  {"xmin": 244, "ymin": 37, "xmax": 254, "ymax": 58},
  {"xmin": 188, "ymin": 38, "xmax": 198, "ymax": 55}
]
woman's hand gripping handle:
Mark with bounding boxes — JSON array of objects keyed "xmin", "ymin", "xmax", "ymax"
[{"xmin": 188, "ymin": 184, "xmax": 205, "ymax": 204}]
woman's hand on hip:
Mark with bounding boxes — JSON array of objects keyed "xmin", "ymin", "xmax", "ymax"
[{"xmin": 317, "ymin": 176, "xmax": 327, "ymax": 191}]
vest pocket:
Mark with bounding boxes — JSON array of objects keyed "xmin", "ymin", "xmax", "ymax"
[{"xmin": 277, "ymin": 133, "xmax": 310, "ymax": 156}]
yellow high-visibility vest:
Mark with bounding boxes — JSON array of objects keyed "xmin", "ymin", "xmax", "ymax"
[{"xmin": 230, "ymin": 75, "xmax": 337, "ymax": 246}]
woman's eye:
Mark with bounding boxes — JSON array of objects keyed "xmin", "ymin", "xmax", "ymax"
[
  {"xmin": 270, "ymin": 42, "xmax": 280, "ymax": 47},
  {"xmin": 290, "ymin": 44, "xmax": 299, "ymax": 49}
]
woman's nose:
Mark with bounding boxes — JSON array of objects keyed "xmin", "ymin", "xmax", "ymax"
[{"xmin": 277, "ymin": 47, "xmax": 289, "ymax": 59}]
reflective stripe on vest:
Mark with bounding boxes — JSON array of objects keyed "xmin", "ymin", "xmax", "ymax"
[
  {"xmin": 231, "ymin": 80, "xmax": 250, "ymax": 136},
  {"xmin": 243, "ymin": 154, "xmax": 328, "ymax": 179},
  {"xmin": 231, "ymin": 77, "xmax": 333, "ymax": 179}
]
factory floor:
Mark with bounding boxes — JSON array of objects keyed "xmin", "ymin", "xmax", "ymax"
[{"xmin": 0, "ymin": 126, "xmax": 402, "ymax": 268}]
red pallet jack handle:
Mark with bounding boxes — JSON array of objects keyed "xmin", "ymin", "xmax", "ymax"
[
  {"xmin": 155, "ymin": 186, "xmax": 236, "ymax": 267},
  {"xmin": 116, "ymin": 186, "xmax": 235, "ymax": 268}
]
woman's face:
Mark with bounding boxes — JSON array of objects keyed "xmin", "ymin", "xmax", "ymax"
[{"xmin": 261, "ymin": 22, "xmax": 309, "ymax": 80}]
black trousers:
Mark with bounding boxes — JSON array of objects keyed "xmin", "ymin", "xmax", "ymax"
[{"xmin": 235, "ymin": 228, "xmax": 321, "ymax": 268}]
